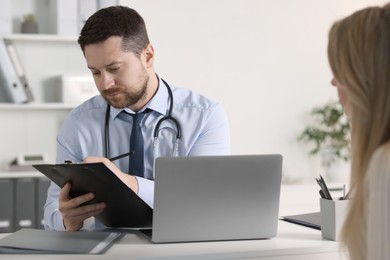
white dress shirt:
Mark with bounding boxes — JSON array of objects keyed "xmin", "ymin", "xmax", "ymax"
[{"xmin": 44, "ymin": 78, "xmax": 230, "ymax": 230}]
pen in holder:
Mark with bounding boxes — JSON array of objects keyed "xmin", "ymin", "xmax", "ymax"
[{"xmin": 320, "ymin": 198, "xmax": 349, "ymax": 241}]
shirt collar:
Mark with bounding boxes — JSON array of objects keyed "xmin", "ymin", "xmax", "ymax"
[{"xmin": 109, "ymin": 77, "xmax": 169, "ymax": 119}]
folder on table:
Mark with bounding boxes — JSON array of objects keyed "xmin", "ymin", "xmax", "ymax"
[
  {"xmin": 281, "ymin": 212, "xmax": 321, "ymax": 230},
  {"xmin": 0, "ymin": 229, "xmax": 123, "ymax": 254}
]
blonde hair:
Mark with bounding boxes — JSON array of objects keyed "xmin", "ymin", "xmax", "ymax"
[{"xmin": 328, "ymin": 3, "xmax": 390, "ymax": 260}]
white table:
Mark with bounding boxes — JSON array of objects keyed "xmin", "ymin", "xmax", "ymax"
[
  {"xmin": 0, "ymin": 220, "xmax": 346, "ymax": 260},
  {"xmin": 110, "ymin": 220, "xmax": 347, "ymax": 260},
  {"xmin": 0, "ymin": 184, "xmax": 348, "ymax": 259}
]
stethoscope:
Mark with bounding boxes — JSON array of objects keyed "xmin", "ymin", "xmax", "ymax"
[{"xmin": 104, "ymin": 78, "xmax": 181, "ymax": 160}]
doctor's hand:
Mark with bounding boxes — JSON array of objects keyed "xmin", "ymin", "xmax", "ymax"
[
  {"xmin": 83, "ymin": 156, "xmax": 139, "ymax": 194},
  {"xmin": 59, "ymin": 182, "xmax": 106, "ymax": 231}
]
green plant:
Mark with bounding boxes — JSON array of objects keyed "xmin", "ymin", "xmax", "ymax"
[
  {"xmin": 23, "ymin": 14, "xmax": 36, "ymax": 22},
  {"xmin": 298, "ymin": 100, "xmax": 350, "ymax": 167}
]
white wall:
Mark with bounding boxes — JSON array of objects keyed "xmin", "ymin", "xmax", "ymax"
[
  {"xmin": 5, "ymin": 0, "xmax": 387, "ymax": 182},
  {"xmin": 120, "ymin": 0, "xmax": 388, "ymax": 182}
]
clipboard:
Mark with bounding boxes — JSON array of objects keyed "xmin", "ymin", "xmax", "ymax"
[{"xmin": 33, "ymin": 163, "xmax": 153, "ymax": 228}]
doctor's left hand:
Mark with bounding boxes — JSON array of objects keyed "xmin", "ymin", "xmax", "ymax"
[{"xmin": 83, "ymin": 156, "xmax": 139, "ymax": 194}]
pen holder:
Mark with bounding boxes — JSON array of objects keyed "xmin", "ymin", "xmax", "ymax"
[{"xmin": 320, "ymin": 198, "xmax": 349, "ymax": 241}]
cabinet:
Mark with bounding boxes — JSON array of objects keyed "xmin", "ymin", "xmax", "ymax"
[
  {"xmin": 36, "ymin": 177, "xmax": 51, "ymax": 229},
  {"xmin": 0, "ymin": 173, "xmax": 50, "ymax": 233},
  {"xmin": 15, "ymin": 178, "xmax": 36, "ymax": 230},
  {"xmin": 0, "ymin": 179, "xmax": 14, "ymax": 233}
]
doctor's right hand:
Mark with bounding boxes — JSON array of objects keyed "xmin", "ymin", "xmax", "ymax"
[{"xmin": 59, "ymin": 182, "xmax": 106, "ymax": 231}]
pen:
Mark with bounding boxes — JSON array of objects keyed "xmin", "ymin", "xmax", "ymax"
[
  {"xmin": 343, "ymin": 184, "xmax": 346, "ymax": 198},
  {"xmin": 315, "ymin": 176, "xmax": 333, "ymax": 200},
  {"xmin": 342, "ymin": 186, "xmax": 350, "ymax": 200},
  {"xmin": 344, "ymin": 190, "xmax": 350, "ymax": 199},
  {"xmin": 319, "ymin": 175, "xmax": 333, "ymax": 200},
  {"xmin": 319, "ymin": 190, "xmax": 326, "ymax": 199},
  {"xmin": 109, "ymin": 152, "xmax": 132, "ymax": 162}
]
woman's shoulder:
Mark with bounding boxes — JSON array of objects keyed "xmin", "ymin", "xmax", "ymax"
[
  {"xmin": 371, "ymin": 142, "xmax": 390, "ymax": 164},
  {"xmin": 366, "ymin": 141, "xmax": 390, "ymax": 186}
]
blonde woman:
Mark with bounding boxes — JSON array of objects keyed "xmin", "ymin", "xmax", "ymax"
[{"xmin": 328, "ymin": 3, "xmax": 390, "ymax": 260}]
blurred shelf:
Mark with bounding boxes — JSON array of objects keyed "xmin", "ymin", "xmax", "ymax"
[
  {"xmin": 0, "ymin": 103, "xmax": 75, "ymax": 110},
  {"xmin": 0, "ymin": 170, "xmax": 46, "ymax": 178},
  {"xmin": 2, "ymin": 33, "xmax": 77, "ymax": 43}
]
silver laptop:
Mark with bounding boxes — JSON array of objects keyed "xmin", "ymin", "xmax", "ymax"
[{"xmin": 148, "ymin": 154, "xmax": 283, "ymax": 243}]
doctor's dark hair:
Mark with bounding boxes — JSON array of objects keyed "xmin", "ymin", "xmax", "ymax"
[{"xmin": 78, "ymin": 6, "xmax": 150, "ymax": 56}]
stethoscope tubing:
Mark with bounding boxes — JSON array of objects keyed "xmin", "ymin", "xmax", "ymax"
[{"xmin": 104, "ymin": 78, "xmax": 181, "ymax": 159}]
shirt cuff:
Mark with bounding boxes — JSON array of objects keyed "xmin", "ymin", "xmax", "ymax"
[
  {"xmin": 81, "ymin": 217, "xmax": 96, "ymax": 230},
  {"xmin": 53, "ymin": 211, "xmax": 66, "ymax": 231},
  {"xmin": 59, "ymin": 215, "xmax": 95, "ymax": 231},
  {"xmin": 136, "ymin": 177, "xmax": 154, "ymax": 208}
]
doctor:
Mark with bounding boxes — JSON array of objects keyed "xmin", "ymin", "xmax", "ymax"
[{"xmin": 44, "ymin": 6, "xmax": 230, "ymax": 231}]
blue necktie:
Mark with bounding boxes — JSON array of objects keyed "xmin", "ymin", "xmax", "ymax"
[{"xmin": 128, "ymin": 112, "xmax": 147, "ymax": 177}]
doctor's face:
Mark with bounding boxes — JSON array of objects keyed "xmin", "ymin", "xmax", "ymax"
[{"xmin": 84, "ymin": 36, "xmax": 152, "ymax": 110}]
